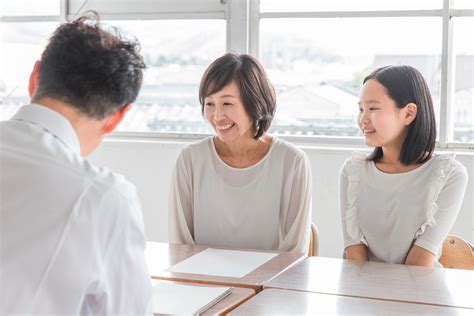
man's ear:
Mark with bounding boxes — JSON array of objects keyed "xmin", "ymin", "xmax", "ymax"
[
  {"xmin": 403, "ymin": 103, "xmax": 417, "ymax": 125},
  {"xmin": 102, "ymin": 104, "xmax": 132, "ymax": 134},
  {"xmin": 29, "ymin": 60, "xmax": 41, "ymax": 98}
]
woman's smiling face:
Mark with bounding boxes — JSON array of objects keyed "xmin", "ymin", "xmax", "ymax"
[{"xmin": 204, "ymin": 80, "xmax": 254, "ymax": 142}]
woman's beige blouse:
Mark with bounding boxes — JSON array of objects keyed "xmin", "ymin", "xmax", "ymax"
[{"xmin": 169, "ymin": 136, "xmax": 312, "ymax": 253}]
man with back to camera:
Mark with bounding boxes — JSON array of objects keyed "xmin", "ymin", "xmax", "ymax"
[{"xmin": 0, "ymin": 12, "xmax": 152, "ymax": 314}]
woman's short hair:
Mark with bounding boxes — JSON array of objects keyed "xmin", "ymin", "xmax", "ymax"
[
  {"xmin": 363, "ymin": 65, "xmax": 436, "ymax": 165},
  {"xmin": 199, "ymin": 53, "xmax": 276, "ymax": 139}
]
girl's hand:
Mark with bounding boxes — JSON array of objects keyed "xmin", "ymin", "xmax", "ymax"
[{"xmin": 405, "ymin": 245, "xmax": 436, "ymax": 267}]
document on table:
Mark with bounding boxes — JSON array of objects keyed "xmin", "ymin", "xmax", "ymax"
[
  {"xmin": 152, "ymin": 281, "xmax": 232, "ymax": 315},
  {"xmin": 166, "ymin": 248, "xmax": 278, "ymax": 278}
]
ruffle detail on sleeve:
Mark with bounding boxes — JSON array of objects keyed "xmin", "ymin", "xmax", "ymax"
[
  {"xmin": 344, "ymin": 152, "xmax": 369, "ymax": 246},
  {"xmin": 414, "ymin": 154, "xmax": 455, "ymax": 238}
]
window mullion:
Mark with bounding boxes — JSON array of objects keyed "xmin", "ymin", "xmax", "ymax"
[
  {"xmin": 226, "ymin": 0, "xmax": 250, "ymax": 53},
  {"xmin": 439, "ymin": 0, "xmax": 454, "ymax": 148},
  {"xmin": 248, "ymin": 0, "xmax": 260, "ymax": 57},
  {"xmin": 60, "ymin": 0, "xmax": 68, "ymax": 22}
]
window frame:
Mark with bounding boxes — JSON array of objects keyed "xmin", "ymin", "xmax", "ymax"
[
  {"xmin": 254, "ymin": 0, "xmax": 474, "ymax": 150},
  {"xmin": 1, "ymin": 0, "xmax": 473, "ymax": 150}
]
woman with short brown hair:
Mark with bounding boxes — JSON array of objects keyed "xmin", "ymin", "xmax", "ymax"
[{"xmin": 168, "ymin": 53, "xmax": 312, "ymax": 252}]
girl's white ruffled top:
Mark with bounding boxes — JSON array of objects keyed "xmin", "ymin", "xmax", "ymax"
[{"xmin": 339, "ymin": 152, "xmax": 468, "ymax": 265}]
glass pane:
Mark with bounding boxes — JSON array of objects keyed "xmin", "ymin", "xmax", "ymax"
[
  {"xmin": 453, "ymin": 0, "xmax": 474, "ymax": 9},
  {"xmin": 105, "ymin": 20, "xmax": 226, "ymax": 133},
  {"xmin": 1, "ymin": 0, "xmax": 59, "ymax": 16},
  {"xmin": 452, "ymin": 18, "xmax": 474, "ymax": 143},
  {"xmin": 0, "ymin": 22, "xmax": 58, "ymax": 121},
  {"xmin": 260, "ymin": 18, "xmax": 442, "ymax": 137},
  {"xmin": 260, "ymin": 0, "xmax": 442, "ymax": 13}
]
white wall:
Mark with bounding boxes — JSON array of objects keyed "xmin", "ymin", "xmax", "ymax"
[{"xmin": 89, "ymin": 139, "xmax": 474, "ymax": 258}]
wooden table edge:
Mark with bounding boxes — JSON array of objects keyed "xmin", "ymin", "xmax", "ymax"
[
  {"xmin": 261, "ymin": 253, "xmax": 308, "ymax": 286},
  {"xmin": 214, "ymin": 288, "xmax": 256, "ymax": 315},
  {"xmin": 261, "ymin": 286, "xmax": 474, "ymax": 310},
  {"xmin": 151, "ymin": 275, "xmax": 264, "ymax": 292}
]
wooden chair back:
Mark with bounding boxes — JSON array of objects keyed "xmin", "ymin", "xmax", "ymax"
[
  {"xmin": 308, "ymin": 223, "xmax": 319, "ymax": 256},
  {"xmin": 439, "ymin": 235, "xmax": 473, "ymax": 270}
]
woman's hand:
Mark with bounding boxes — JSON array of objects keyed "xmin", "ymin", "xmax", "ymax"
[{"xmin": 345, "ymin": 244, "xmax": 369, "ymax": 262}]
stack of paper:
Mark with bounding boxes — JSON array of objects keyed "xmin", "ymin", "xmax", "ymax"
[
  {"xmin": 152, "ymin": 281, "xmax": 232, "ymax": 315},
  {"xmin": 166, "ymin": 248, "xmax": 278, "ymax": 278}
]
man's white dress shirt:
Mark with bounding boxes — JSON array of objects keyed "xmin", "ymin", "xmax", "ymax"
[{"xmin": 0, "ymin": 104, "xmax": 152, "ymax": 315}]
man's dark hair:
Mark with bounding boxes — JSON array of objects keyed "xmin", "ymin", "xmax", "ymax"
[
  {"xmin": 33, "ymin": 12, "xmax": 146, "ymax": 118},
  {"xmin": 199, "ymin": 53, "xmax": 276, "ymax": 140},
  {"xmin": 363, "ymin": 65, "xmax": 436, "ymax": 165}
]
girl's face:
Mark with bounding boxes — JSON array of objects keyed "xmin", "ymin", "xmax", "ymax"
[
  {"xmin": 358, "ymin": 79, "xmax": 415, "ymax": 149},
  {"xmin": 203, "ymin": 80, "xmax": 254, "ymax": 143}
]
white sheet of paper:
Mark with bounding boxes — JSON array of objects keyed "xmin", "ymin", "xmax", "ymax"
[
  {"xmin": 152, "ymin": 281, "xmax": 231, "ymax": 315},
  {"xmin": 166, "ymin": 248, "xmax": 278, "ymax": 278}
]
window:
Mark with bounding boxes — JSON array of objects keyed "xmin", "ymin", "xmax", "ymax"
[
  {"xmin": 0, "ymin": 0, "xmax": 59, "ymax": 123},
  {"xmin": 452, "ymin": 17, "xmax": 474, "ymax": 143},
  {"xmin": 0, "ymin": 22, "xmax": 58, "ymax": 120},
  {"xmin": 0, "ymin": 0, "xmax": 226, "ymax": 135},
  {"xmin": 453, "ymin": 0, "xmax": 474, "ymax": 9},
  {"xmin": 258, "ymin": 0, "xmax": 474, "ymax": 145},
  {"xmin": 1, "ymin": 0, "xmax": 59, "ymax": 16},
  {"xmin": 107, "ymin": 20, "xmax": 225, "ymax": 133},
  {"xmin": 260, "ymin": 17, "xmax": 441, "ymax": 137},
  {"xmin": 1, "ymin": 0, "xmax": 472, "ymax": 147}
]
